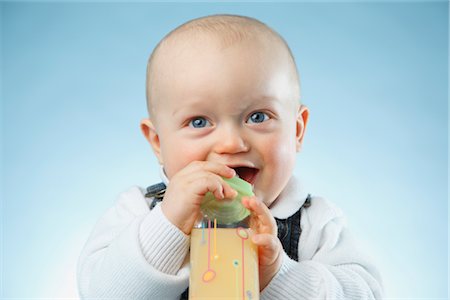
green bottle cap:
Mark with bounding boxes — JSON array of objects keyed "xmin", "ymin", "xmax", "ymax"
[{"xmin": 200, "ymin": 176, "xmax": 254, "ymax": 224}]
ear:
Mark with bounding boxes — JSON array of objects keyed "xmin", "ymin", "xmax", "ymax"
[
  {"xmin": 295, "ymin": 105, "xmax": 309, "ymax": 152},
  {"xmin": 140, "ymin": 118, "xmax": 164, "ymax": 164}
]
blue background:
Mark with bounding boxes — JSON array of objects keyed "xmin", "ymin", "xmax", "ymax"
[{"xmin": 1, "ymin": 2, "xmax": 448, "ymax": 299}]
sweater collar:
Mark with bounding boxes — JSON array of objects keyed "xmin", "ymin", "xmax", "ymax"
[
  {"xmin": 269, "ymin": 175, "xmax": 308, "ymax": 219},
  {"xmin": 159, "ymin": 166, "xmax": 307, "ymax": 219}
]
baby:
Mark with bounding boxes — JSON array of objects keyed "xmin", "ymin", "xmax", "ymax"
[{"xmin": 77, "ymin": 14, "xmax": 383, "ymax": 299}]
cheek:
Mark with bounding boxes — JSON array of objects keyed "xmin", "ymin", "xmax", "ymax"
[
  {"xmin": 261, "ymin": 128, "xmax": 297, "ymax": 166},
  {"xmin": 160, "ymin": 137, "xmax": 209, "ymax": 178},
  {"xmin": 255, "ymin": 132, "xmax": 296, "ymax": 204},
  {"xmin": 266, "ymin": 138, "xmax": 296, "ymax": 171}
]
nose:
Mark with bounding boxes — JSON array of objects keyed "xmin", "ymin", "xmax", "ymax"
[{"xmin": 212, "ymin": 124, "xmax": 249, "ymax": 155}]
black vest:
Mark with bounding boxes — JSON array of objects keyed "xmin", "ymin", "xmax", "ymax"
[{"xmin": 145, "ymin": 182, "xmax": 311, "ymax": 300}]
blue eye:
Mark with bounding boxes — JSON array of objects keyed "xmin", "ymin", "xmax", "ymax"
[
  {"xmin": 189, "ymin": 117, "xmax": 210, "ymax": 128},
  {"xmin": 247, "ymin": 112, "xmax": 269, "ymax": 124}
]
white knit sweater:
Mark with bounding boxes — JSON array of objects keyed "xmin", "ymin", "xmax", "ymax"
[{"xmin": 77, "ymin": 177, "xmax": 384, "ymax": 299}]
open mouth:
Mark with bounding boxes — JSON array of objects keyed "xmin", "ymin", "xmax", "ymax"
[{"xmin": 232, "ymin": 167, "xmax": 259, "ymax": 185}]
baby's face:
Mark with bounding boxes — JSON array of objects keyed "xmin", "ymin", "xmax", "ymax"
[{"xmin": 143, "ymin": 36, "xmax": 308, "ymax": 207}]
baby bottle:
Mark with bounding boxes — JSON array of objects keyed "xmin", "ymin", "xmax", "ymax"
[{"xmin": 189, "ymin": 176, "xmax": 259, "ymax": 300}]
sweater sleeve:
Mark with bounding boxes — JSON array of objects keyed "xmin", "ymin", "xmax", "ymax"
[
  {"xmin": 261, "ymin": 197, "xmax": 384, "ymax": 299},
  {"xmin": 77, "ymin": 186, "xmax": 190, "ymax": 299}
]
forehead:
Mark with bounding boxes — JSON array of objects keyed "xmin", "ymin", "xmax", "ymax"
[
  {"xmin": 149, "ymin": 31, "xmax": 299, "ymax": 117},
  {"xmin": 155, "ymin": 30, "xmax": 287, "ymax": 74}
]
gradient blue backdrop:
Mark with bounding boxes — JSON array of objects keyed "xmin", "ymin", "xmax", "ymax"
[{"xmin": 1, "ymin": 2, "xmax": 448, "ymax": 299}]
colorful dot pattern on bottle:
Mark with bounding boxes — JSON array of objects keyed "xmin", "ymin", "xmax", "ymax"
[{"xmin": 190, "ymin": 220, "xmax": 259, "ymax": 299}]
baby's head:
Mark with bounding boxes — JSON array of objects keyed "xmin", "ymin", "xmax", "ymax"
[{"xmin": 141, "ymin": 14, "xmax": 309, "ymax": 207}]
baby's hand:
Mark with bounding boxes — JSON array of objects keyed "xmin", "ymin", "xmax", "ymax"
[
  {"xmin": 161, "ymin": 161, "xmax": 237, "ymax": 235},
  {"xmin": 242, "ymin": 196, "xmax": 282, "ymax": 291}
]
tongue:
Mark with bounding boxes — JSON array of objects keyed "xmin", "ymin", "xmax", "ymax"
[{"xmin": 234, "ymin": 167, "xmax": 255, "ymax": 184}]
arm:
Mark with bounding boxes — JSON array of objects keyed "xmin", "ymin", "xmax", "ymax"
[
  {"xmin": 77, "ymin": 187, "xmax": 190, "ymax": 299},
  {"xmin": 77, "ymin": 161, "xmax": 237, "ymax": 299},
  {"xmin": 261, "ymin": 197, "xmax": 384, "ymax": 299}
]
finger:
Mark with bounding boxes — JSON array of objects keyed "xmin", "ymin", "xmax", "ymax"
[
  {"xmin": 186, "ymin": 172, "xmax": 235, "ymax": 199},
  {"xmin": 252, "ymin": 234, "xmax": 282, "ymax": 267},
  {"xmin": 252, "ymin": 233, "xmax": 280, "ymax": 252},
  {"xmin": 184, "ymin": 173, "xmax": 225, "ymax": 200},
  {"xmin": 181, "ymin": 161, "xmax": 236, "ymax": 179},
  {"xmin": 241, "ymin": 196, "xmax": 253, "ymax": 210},
  {"xmin": 222, "ymin": 181, "xmax": 238, "ymax": 199},
  {"xmin": 242, "ymin": 196, "xmax": 277, "ymax": 234}
]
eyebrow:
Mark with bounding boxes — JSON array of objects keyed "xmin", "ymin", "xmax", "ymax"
[
  {"xmin": 171, "ymin": 95, "xmax": 284, "ymax": 117},
  {"xmin": 171, "ymin": 98, "xmax": 210, "ymax": 117}
]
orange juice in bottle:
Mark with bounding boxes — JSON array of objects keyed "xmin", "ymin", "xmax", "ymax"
[{"xmin": 189, "ymin": 176, "xmax": 259, "ymax": 300}]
